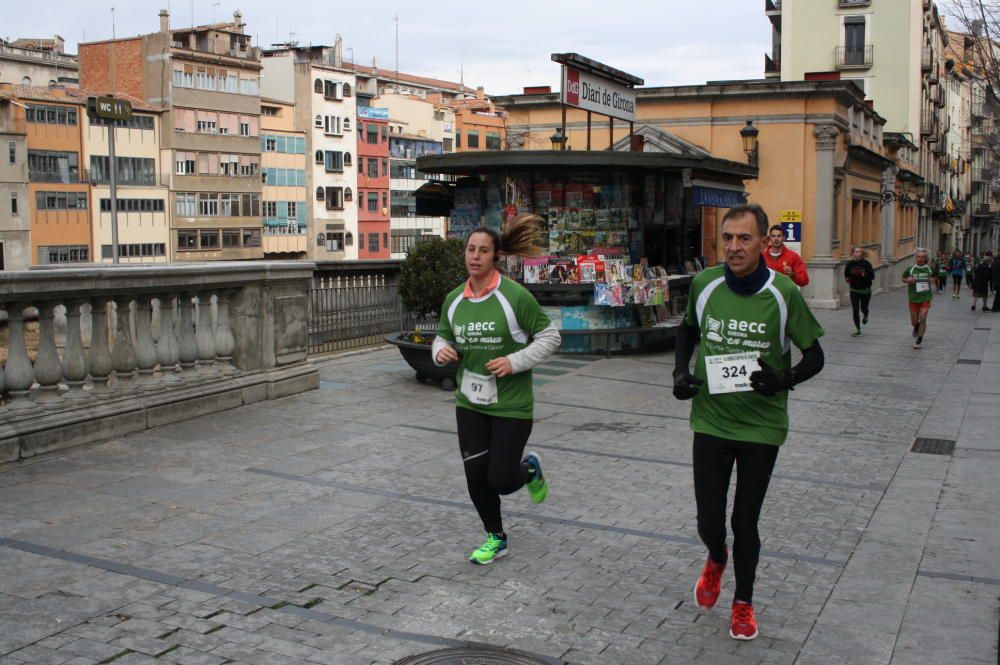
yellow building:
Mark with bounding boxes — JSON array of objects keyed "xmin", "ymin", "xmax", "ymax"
[
  {"xmin": 496, "ymin": 79, "xmax": 917, "ymax": 308},
  {"xmin": 260, "ymin": 98, "xmax": 306, "ymax": 258}
]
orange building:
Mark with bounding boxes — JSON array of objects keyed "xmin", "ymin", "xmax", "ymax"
[{"xmin": 433, "ymin": 87, "xmax": 506, "ymax": 152}]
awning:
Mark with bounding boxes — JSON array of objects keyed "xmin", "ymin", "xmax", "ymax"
[
  {"xmin": 692, "ymin": 185, "xmax": 747, "ymax": 208},
  {"xmin": 414, "ymin": 180, "xmax": 455, "ymax": 217}
]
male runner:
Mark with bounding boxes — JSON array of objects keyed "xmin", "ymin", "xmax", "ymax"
[
  {"xmin": 903, "ymin": 248, "xmax": 935, "ymax": 349},
  {"xmin": 672, "ymin": 204, "xmax": 825, "ymax": 641},
  {"xmin": 762, "ymin": 225, "xmax": 809, "ymax": 287}
]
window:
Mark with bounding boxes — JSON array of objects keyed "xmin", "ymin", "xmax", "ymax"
[
  {"xmin": 325, "ymin": 187, "xmax": 344, "ymax": 209},
  {"xmin": 344, "ymin": 152, "xmax": 352, "ymax": 167},
  {"xmin": 89, "ymin": 157, "xmax": 155, "ymax": 186},
  {"xmin": 200, "ymin": 230, "xmax": 220, "ymax": 249},
  {"xmin": 198, "ymin": 193, "xmax": 219, "ymax": 216},
  {"xmin": 343, "ymin": 117, "xmax": 351, "ymax": 132},
  {"xmin": 37, "ymin": 245, "xmax": 89, "ymax": 264},
  {"xmin": 316, "ymin": 187, "xmax": 325, "ymax": 201},
  {"xmin": 243, "ymin": 228, "xmax": 261, "ymax": 247},
  {"xmin": 323, "ymin": 115, "xmax": 342, "ymax": 135},
  {"xmin": 287, "ymin": 201, "xmax": 297, "ymax": 220},
  {"xmin": 323, "ymin": 80, "xmax": 342, "ymax": 100},
  {"xmin": 263, "ymin": 201, "xmax": 278, "ymax": 218},
  {"xmin": 381, "ymin": 125, "xmax": 388, "ymax": 142},
  {"xmin": 100, "ymin": 243, "xmax": 166, "ymax": 259},
  {"xmin": 28, "ymin": 150, "xmax": 79, "ymax": 183},
  {"xmin": 326, "ymin": 232, "xmax": 345, "ymax": 251},
  {"xmin": 324, "ymin": 151, "xmax": 344, "ymax": 172},
  {"xmin": 344, "ymin": 187, "xmax": 353, "ymax": 202},
  {"xmin": 381, "ymin": 159, "xmax": 388, "ymax": 177},
  {"xmin": 367, "ymin": 124, "xmax": 379, "ymax": 144},
  {"xmin": 367, "ymin": 158, "xmax": 379, "ymax": 178},
  {"xmin": 10, "ymin": 192, "xmax": 17, "ymax": 216},
  {"xmin": 367, "ymin": 192, "xmax": 378, "ymax": 212},
  {"xmin": 175, "ymin": 152, "xmax": 195, "ymax": 175},
  {"xmin": 382, "ymin": 192, "xmax": 387, "ymax": 209},
  {"xmin": 90, "ymin": 114, "xmax": 156, "ymax": 131},
  {"xmin": 99, "ymin": 198, "xmax": 163, "ymax": 212},
  {"xmin": 369, "ymin": 233, "xmax": 379, "ymax": 253},
  {"xmin": 8, "ymin": 141, "xmax": 15, "ymax": 164},
  {"xmin": 383, "ymin": 232, "xmax": 388, "ymax": 249},
  {"xmin": 261, "ymin": 106, "xmax": 279, "ymax": 117},
  {"xmin": 358, "ymin": 233, "xmax": 365, "ymax": 249},
  {"xmin": 486, "ymin": 132, "xmax": 501, "ymax": 150},
  {"xmin": 314, "ymin": 79, "xmax": 323, "ymax": 94},
  {"xmin": 240, "ymin": 122, "xmax": 250, "ymax": 137},
  {"xmin": 197, "ymin": 119, "xmax": 217, "ymax": 134},
  {"xmin": 222, "ymin": 229, "xmax": 241, "ymax": 248},
  {"xmin": 358, "ymin": 123, "xmax": 365, "ymax": 141},
  {"xmin": 343, "ymin": 83, "xmax": 352, "ymax": 97},
  {"xmin": 36, "ymin": 191, "xmax": 89, "ymax": 210},
  {"xmin": 25, "ymin": 104, "xmax": 78, "ymax": 126},
  {"xmin": 443, "ymin": 137, "xmax": 453, "ymax": 152},
  {"xmin": 239, "ymin": 77, "xmax": 258, "ymax": 96},
  {"xmin": 176, "ymin": 193, "xmax": 197, "ymax": 217},
  {"xmin": 844, "ymin": 16, "xmax": 866, "ymax": 66},
  {"xmin": 264, "ymin": 137, "xmax": 277, "ymax": 152},
  {"xmin": 455, "ymin": 132, "xmax": 461, "ymax": 149},
  {"xmin": 467, "ymin": 131, "xmax": 480, "ymax": 148},
  {"xmin": 177, "ymin": 230, "xmax": 198, "ymax": 250},
  {"xmin": 219, "ymin": 193, "xmax": 237, "ymax": 216}
]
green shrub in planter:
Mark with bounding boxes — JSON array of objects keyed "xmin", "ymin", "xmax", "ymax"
[{"xmin": 399, "ymin": 237, "xmax": 466, "ymax": 342}]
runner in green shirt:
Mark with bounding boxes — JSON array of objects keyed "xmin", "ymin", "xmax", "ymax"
[
  {"xmin": 903, "ymin": 248, "xmax": 936, "ymax": 350},
  {"xmin": 433, "ymin": 215, "xmax": 561, "ymax": 565},
  {"xmin": 672, "ymin": 204, "xmax": 825, "ymax": 641}
]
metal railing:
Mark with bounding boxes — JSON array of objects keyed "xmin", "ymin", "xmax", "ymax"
[
  {"xmin": 921, "ymin": 109, "xmax": 938, "ymax": 136},
  {"xmin": 836, "ymin": 45, "xmax": 873, "ymax": 69},
  {"xmin": 922, "ymin": 46, "xmax": 932, "ymax": 72},
  {"xmin": 308, "ymin": 273, "xmax": 409, "ymax": 355}
]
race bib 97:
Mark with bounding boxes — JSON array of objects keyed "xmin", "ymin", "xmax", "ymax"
[
  {"xmin": 461, "ymin": 370, "xmax": 498, "ymax": 405},
  {"xmin": 705, "ymin": 352, "xmax": 760, "ymax": 395},
  {"xmin": 915, "ymin": 281, "xmax": 929, "ymax": 293}
]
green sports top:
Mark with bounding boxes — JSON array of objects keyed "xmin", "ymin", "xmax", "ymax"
[
  {"xmin": 684, "ymin": 266, "xmax": 825, "ymax": 446},
  {"xmin": 904, "ymin": 264, "xmax": 934, "ymax": 304},
  {"xmin": 437, "ymin": 275, "xmax": 552, "ymax": 419}
]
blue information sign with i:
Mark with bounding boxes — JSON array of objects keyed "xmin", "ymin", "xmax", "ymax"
[{"xmin": 781, "ymin": 222, "xmax": 802, "ymax": 243}]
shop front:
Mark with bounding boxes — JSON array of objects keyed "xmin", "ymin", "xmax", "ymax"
[{"xmin": 415, "ymin": 150, "xmax": 755, "ymax": 353}]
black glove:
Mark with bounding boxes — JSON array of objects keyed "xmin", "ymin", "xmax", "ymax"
[
  {"xmin": 749, "ymin": 359, "xmax": 794, "ymax": 397},
  {"xmin": 672, "ymin": 371, "xmax": 704, "ymax": 400}
]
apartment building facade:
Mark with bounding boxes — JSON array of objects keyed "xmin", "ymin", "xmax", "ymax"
[
  {"xmin": 79, "ymin": 10, "xmax": 264, "ymax": 261},
  {"xmin": 260, "ymin": 98, "xmax": 307, "ymax": 258},
  {"xmin": 261, "ymin": 45, "xmax": 360, "ymax": 260},
  {"xmin": 0, "ymin": 89, "xmax": 29, "ymax": 269},
  {"xmin": 0, "ymin": 37, "xmax": 79, "ymax": 88},
  {"xmin": 356, "ymin": 107, "xmax": 390, "ymax": 259}
]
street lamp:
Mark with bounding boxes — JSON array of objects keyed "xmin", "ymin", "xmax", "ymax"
[
  {"xmin": 550, "ymin": 127, "xmax": 567, "ymax": 151},
  {"xmin": 740, "ymin": 120, "xmax": 759, "ymax": 167}
]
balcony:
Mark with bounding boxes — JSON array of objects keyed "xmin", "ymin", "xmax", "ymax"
[
  {"xmin": 836, "ymin": 45, "xmax": 873, "ymax": 70},
  {"xmin": 972, "ymin": 101, "xmax": 986, "ymax": 119},
  {"xmin": 765, "ymin": 50, "xmax": 781, "ymax": 75},
  {"xmin": 921, "ymin": 109, "xmax": 939, "ymax": 137},
  {"xmin": 973, "ymin": 167, "xmax": 993, "ymax": 183},
  {"xmin": 972, "ymin": 129, "xmax": 987, "ymax": 147},
  {"xmin": 839, "ymin": 0, "xmax": 870, "ymax": 6},
  {"xmin": 0, "ymin": 262, "xmax": 317, "ymax": 462},
  {"xmin": 922, "ymin": 46, "xmax": 932, "ymax": 72}
]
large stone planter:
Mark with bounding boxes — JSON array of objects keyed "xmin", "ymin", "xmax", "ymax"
[{"xmin": 384, "ymin": 333, "xmax": 457, "ymax": 390}]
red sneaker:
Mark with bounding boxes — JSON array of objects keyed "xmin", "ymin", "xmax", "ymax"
[
  {"xmin": 730, "ymin": 600, "xmax": 758, "ymax": 640},
  {"xmin": 693, "ymin": 547, "xmax": 727, "ymax": 609}
]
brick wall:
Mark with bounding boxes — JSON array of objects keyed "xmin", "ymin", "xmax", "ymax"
[{"xmin": 79, "ymin": 38, "xmax": 145, "ymax": 101}]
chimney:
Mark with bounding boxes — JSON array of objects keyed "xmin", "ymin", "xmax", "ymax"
[
  {"xmin": 233, "ymin": 10, "xmax": 244, "ymax": 32},
  {"xmin": 476, "ymin": 86, "xmax": 484, "ymax": 100},
  {"xmin": 159, "ymin": 9, "xmax": 169, "ymax": 34},
  {"xmin": 333, "ymin": 35, "xmax": 343, "ymax": 68}
]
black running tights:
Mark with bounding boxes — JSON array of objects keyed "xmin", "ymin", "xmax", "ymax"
[
  {"xmin": 456, "ymin": 407, "xmax": 534, "ymax": 534},
  {"xmin": 693, "ymin": 433, "xmax": 779, "ymax": 604},
  {"xmin": 849, "ymin": 291, "xmax": 871, "ymax": 329}
]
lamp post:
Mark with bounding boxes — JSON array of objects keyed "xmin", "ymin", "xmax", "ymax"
[
  {"xmin": 550, "ymin": 127, "xmax": 567, "ymax": 151},
  {"xmin": 740, "ymin": 120, "xmax": 759, "ymax": 167}
]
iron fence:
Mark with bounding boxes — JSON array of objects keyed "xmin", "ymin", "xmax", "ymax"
[{"xmin": 308, "ymin": 273, "xmax": 410, "ymax": 355}]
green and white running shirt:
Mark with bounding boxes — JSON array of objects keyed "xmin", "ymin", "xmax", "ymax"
[
  {"xmin": 437, "ymin": 276, "xmax": 552, "ymax": 420},
  {"xmin": 684, "ymin": 266, "xmax": 825, "ymax": 446},
  {"xmin": 903, "ymin": 264, "xmax": 934, "ymax": 304}
]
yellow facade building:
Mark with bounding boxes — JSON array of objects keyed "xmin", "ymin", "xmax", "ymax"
[{"xmin": 260, "ymin": 99, "xmax": 307, "ymax": 258}]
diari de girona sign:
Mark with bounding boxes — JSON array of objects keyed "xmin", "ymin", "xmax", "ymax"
[{"xmin": 562, "ymin": 66, "xmax": 636, "ymax": 123}]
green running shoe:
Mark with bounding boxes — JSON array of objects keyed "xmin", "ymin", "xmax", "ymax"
[
  {"xmin": 524, "ymin": 452, "xmax": 548, "ymax": 504},
  {"xmin": 469, "ymin": 532, "xmax": 507, "ymax": 564}
]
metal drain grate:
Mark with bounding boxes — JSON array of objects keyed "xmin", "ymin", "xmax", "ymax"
[
  {"xmin": 974, "ymin": 327, "xmax": 990, "ymax": 331},
  {"xmin": 956, "ymin": 359, "xmax": 982, "ymax": 365},
  {"xmin": 911, "ymin": 438, "xmax": 956, "ymax": 455},
  {"xmin": 395, "ymin": 647, "xmax": 555, "ymax": 665}
]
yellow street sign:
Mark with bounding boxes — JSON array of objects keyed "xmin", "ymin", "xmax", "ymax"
[{"xmin": 779, "ymin": 209, "xmax": 802, "ymax": 222}]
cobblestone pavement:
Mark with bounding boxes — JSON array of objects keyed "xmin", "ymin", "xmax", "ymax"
[{"xmin": 1, "ymin": 285, "xmax": 998, "ymax": 665}]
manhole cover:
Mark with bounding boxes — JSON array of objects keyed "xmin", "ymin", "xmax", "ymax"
[
  {"xmin": 911, "ymin": 438, "xmax": 956, "ymax": 456},
  {"xmin": 395, "ymin": 646, "xmax": 554, "ymax": 665}
]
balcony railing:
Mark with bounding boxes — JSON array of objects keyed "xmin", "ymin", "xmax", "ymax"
[
  {"xmin": 765, "ymin": 48, "xmax": 781, "ymax": 74},
  {"xmin": 973, "ymin": 168, "xmax": 993, "ymax": 183},
  {"xmin": 0, "ymin": 262, "xmax": 317, "ymax": 463},
  {"xmin": 921, "ymin": 109, "xmax": 939, "ymax": 137},
  {"xmin": 836, "ymin": 45, "xmax": 874, "ymax": 69},
  {"xmin": 922, "ymin": 46, "xmax": 932, "ymax": 72}
]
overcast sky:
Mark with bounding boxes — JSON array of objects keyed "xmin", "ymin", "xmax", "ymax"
[{"xmin": 8, "ymin": 1, "xmax": 773, "ymax": 94}]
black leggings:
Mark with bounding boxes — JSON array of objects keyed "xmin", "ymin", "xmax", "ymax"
[
  {"xmin": 456, "ymin": 407, "xmax": 534, "ymax": 534},
  {"xmin": 849, "ymin": 291, "xmax": 871, "ymax": 329},
  {"xmin": 693, "ymin": 433, "xmax": 779, "ymax": 604}
]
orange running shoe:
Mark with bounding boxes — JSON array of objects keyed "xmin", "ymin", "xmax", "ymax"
[
  {"xmin": 693, "ymin": 547, "xmax": 727, "ymax": 609},
  {"xmin": 730, "ymin": 600, "xmax": 758, "ymax": 640}
]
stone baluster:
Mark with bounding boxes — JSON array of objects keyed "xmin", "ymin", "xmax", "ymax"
[
  {"xmin": 133, "ymin": 296, "xmax": 158, "ymax": 390},
  {"xmin": 110, "ymin": 297, "xmax": 137, "ymax": 390},
  {"xmin": 61, "ymin": 299, "xmax": 89, "ymax": 403},
  {"xmin": 33, "ymin": 302, "xmax": 65, "ymax": 406},
  {"xmin": 4, "ymin": 303, "xmax": 36, "ymax": 411},
  {"xmin": 213, "ymin": 290, "xmax": 237, "ymax": 374},
  {"xmin": 195, "ymin": 293, "xmax": 217, "ymax": 374},
  {"xmin": 177, "ymin": 293, "xmax": 199, "ymax": 375},
  {"xmin": 155, "ymin": 295, "xmax": 181, "ymax": 382},
  {"xmin": 87, "ymin": 298, "xmax": 114, "ymax": 394}
]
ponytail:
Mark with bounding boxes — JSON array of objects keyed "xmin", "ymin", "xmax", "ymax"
[{"xmin": 465, "ymin": 214, "xmax": 544, "ymax": 262}]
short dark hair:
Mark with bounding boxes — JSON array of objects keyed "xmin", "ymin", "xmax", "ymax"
[
  {"xmin": 768, "ymin": 224, "xmax": 785, "ymax": 236},
  {"xmin": 722, "ymin": 204, "xmax": 769, "ymax": 238}
]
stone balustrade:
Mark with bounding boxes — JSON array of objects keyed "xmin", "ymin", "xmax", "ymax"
[{"xmin": 0, "ymin": 262, "xmax": 319, "ymax": 463}]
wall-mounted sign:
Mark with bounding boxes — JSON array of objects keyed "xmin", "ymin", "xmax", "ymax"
[
  {"xmin": 779, "ymin": 209, "xmax": 802, "ymax": 222},
  {"xmin": 358, "ymin": 107, "xmax": 389, "ymax": 120},
  {"xmin": 781, "ymin": 222, "xmax": 802, "ymax": 242},
  {"xmin": 561, "ymin": 66, "xmax": 636, "ymax": 123},
  {"xmin": 87, "ymin": 96, "xmax": 132, "ymax": 121}
]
